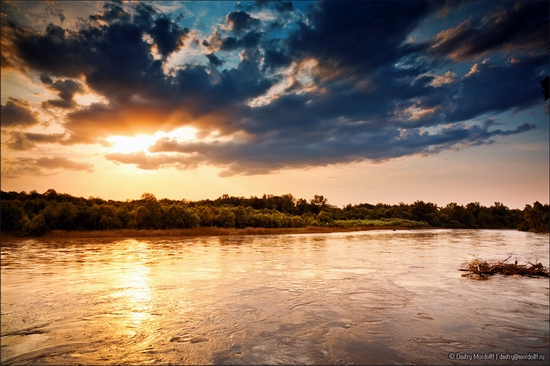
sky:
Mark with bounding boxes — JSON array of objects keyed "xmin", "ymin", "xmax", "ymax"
[{"xmin": 1, "ymin": 0, "xmax": 548, "ymax": 209}]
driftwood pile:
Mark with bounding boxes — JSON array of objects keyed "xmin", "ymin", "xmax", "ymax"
[{"xmin": 461, "ymin": 255, "xmax": 550, "ymax": 279}]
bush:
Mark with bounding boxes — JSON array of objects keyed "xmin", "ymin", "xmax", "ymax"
[{"xmin": 23, "ymin": 214, "xmax": 49, "ymax": 236}]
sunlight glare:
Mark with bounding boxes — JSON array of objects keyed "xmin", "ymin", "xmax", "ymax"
[
  {"xmin": 110, "ymin": 240, "xmax": 153, "ymax": 326},
  {"xmin": 106, "ymin": 127, "xmax": 197, "ymax": 154},
  {"xmin": 107, "ymin": 135, "xmax": 157, "ymax": 154},
  {"xmin": 74, "ymin": 92, "xmax": 106, "ymax": 106}
]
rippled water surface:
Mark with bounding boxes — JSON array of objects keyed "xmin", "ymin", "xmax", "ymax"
[{"xmin": 1, "ymin": 229, "xmax": 549, "ymax": 365}]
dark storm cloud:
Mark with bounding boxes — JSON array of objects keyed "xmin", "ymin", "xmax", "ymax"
[
  {"xmin": 2, "ymin": 1, "xmax": 547, "ymax": 176},
  {"xmin": 150, "ymin": 16, "xmax": 190, "ymax": 59},
  {"xmin": 89, "ymin": 2, "xmax": 131, "ymax": 24},
  {"xmin": 225, "ymin": 11, "xmax": 260, "ymax": 33},
  {"xmin": 241, "ymin": 1, "xmax": 293, "ymax": 14},
  {"xmin": 205, "ymin": 53, "xmax": 223, "ymax": 66},
  {"xmin": 1, "ymin": 12, "xmax": 26, "ymax": 69},
  {"xmin": 10, "ymin": 3, "xmax": 183, "ymax": 86},
  {"xmin": 204, "ymin": 30, "xmax": 241, "ymax": 51},
  {"xmin": 446, "ymin": 56, "xmax": 548, "ymax": 122},
  {"xmin": 428, "ymin": 1, "xmax": 549, "ymax": 61},
  {"xmin": 261, "ymin": 38, "xmax": 292, "ymax": 71},
  {"xmin": 274, "ymin": 1, "xmax": 293, "ymax": 13},
  {"xmin": 1, "ymin": 98, "xmax": 39, "ymax": 128},
  {"xmin": 252, "ymin": 0, "xmax": 270, "ymax": 9},
  {"xmin": 284, "ymin": 1, "xmax": 437, "ymax": 73},
  {"xmin": 61, "ymin": 46, "xmax": 273, "ymax": 142},
  {"xmin": 42, "ymin": 78, "xmax": 84, "ymax": 109},
  {"xmin": 4, "ymin": 2, "xmax": 273, "ymax": 143},
  {"xmin": 205, "ymin": 29, "xmax": 263, "ymax": 52},
  {"xmin": 130, "ymin": 118, "xmax": 535, "ymax": 175},
  {"xmin": 218, "ymin": 35, "xmax": 241, "ymax": 51},
  {"xmin": 12, "ymin": 23, "xmax": 88, "ymax": 78}
]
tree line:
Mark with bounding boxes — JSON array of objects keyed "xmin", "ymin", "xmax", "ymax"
[{"xmin": 0, "ymin": 189, "xmax": 548, "ymax": 236}]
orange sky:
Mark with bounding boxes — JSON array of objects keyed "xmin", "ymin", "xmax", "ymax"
[{"xmin": 1, "ymin": 1, "xmax": 548, "ymax": 208}]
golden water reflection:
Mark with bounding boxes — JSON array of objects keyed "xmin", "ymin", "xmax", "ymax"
[
  {"xmin": 108, "ymin": 240, "xmax": 153, "ymax": 330},
  {"xmin": 1, "ymin": 231, "xmax": 548, "ymax": 365}
]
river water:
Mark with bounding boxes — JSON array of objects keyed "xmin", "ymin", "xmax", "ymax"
[{"xmin": 1, "ymin": 229, "xmax": 548, "ymax": 365}]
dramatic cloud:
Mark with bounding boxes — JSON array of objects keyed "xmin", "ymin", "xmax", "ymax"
[
  {"xmin": 121, "ymin": 119, "xmax": 536, "ymax": 175},
  {"xmin": 446, "ymin": 56, "xmax": 547, "ymax": 121},
  {"xmin": 1, "ymin": 12, "xmax": 23, "ymax": 69},
  {"xmin": 1, "ymin": 1, "xmax": 547, "ymax": 177},
  {"xmin": 428, "ymin": 2, "xmax": 549, "ymax": 61},
  {"xmin": 282, "ymin": 1, "xmax": 437, "ymax": 73},
  {"xmin": 1, "ymin": 98, "xmax": 39, "ymax": 128},
  {"xmin": 205, "ymin": 53, "xmax": 223, "ymax": 66},
  {"xmin": 36, "ymin": 157, "xmax": 94, "ymax": 171},
  {"xmin": 225, "ymin": 11, "xmax": 260, "ymax": 33},
  {"xmin": 2, "ymin": 156, "xmax": 94, "ymax": 178},
  {"xmin": 149, "ymin": 16, "xmax": 190, "ymax": 59},
  {"xmin": 89, "ymin": 2, "xmax": 131, "ymax": 24},
  {"xmin": 428, "ymin": 71, "xmax": 457, "ymax": 87},
  {"xmin": 41, "ymin": 77, "xmax": 84, "ymax": 109},
  {"xmin": 204, "ymin": 29, "xmax": 263, "ymax": 52},
  {"xmin": 5, "ymin": 132, "xmax": 69, "ymax": 150},
  {"xmin": 105, "ymin": 151, "xmax": 201, "ymax": 171}
]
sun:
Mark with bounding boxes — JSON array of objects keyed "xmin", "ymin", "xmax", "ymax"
[
  {"xmin": 106, "ymin": 127, "xmax": 197, "ymax": 154},
  {"xmin": 106, "ymin": 135, "xmax": 157, "ymax": 154}
]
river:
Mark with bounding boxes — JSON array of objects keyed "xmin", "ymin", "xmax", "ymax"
[{"xmin": 1, "ymin": 229, "xmax": 548, "ymax": 365}]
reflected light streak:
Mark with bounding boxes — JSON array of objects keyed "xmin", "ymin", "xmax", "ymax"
[{"xmin": 111, "ymin": 240, "xmax": 153, "ymax": 326}]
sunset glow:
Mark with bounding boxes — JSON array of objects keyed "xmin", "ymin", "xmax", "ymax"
[
  {"xmin": 0, "ymin": 1, "xmax": 547, "ymax": 207},
  {"xmin": 107, "ymin": 135, "xmax": 158, "ymax": 154},
  {"xmin": 106, "ymin": 127, "xmax": 197, "ymax": 155}
]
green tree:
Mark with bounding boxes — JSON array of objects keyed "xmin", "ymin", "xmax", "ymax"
[
  {"xmin": 521, "ymin": 202, "xmax": 550, "ymax": 232},
  {"xmin": 98, "ymin": 205, "xmax": 122, "ymax": 230},
  {"xmin": 116, "ymin": 205, "xmax": 131, "ymax": 228},
  {"xmin": 23, "ymin": 213, "xmax": 49, "ymax": 236},
  {"xmin": 198, "ymin": 206, "xmax": 214, "ymax": 226},
  {"xmin": 308, "ymin": 195, "xmax": 329, "ymax": 214},
  {"xmin": 182, "ymin": 208, "xmax": 200, "ymax": 228},
  {"xmin": 233, "ymin": 206, "xmax": 251, "ymax": 228},
  {"xmin": 216, "ymin": 207, "xmax": 235, "ymax": 228},
  {"xmin": 0, "ymin": 200, "xmax": 27, "ymax": 232},
  {"xmin": 410, "ymin": 201, "xmax": 438, "ymax": 223},
  {"xmin": 317, "ymin": 210, "xmax": 333, "ymax": 225}
]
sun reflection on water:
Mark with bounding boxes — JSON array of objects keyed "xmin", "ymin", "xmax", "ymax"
[{"xmin": 110, "ymin": 240, "xmax": 153, "ymax": 327}]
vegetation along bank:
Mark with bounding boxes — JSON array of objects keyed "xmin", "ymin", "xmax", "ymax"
[{"xmin": 1, "ymin": 190, "xmax": 548, "ymax": 237}]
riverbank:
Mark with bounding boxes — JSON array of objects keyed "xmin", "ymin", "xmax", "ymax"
[{"xmin": 1, "ymin": 225, "xmax": 423, "ymax": 240}]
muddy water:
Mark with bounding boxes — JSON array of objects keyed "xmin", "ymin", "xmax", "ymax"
[{"xmin": 1, "ymin": 229, "xmax": 548, "ymax": 365}]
